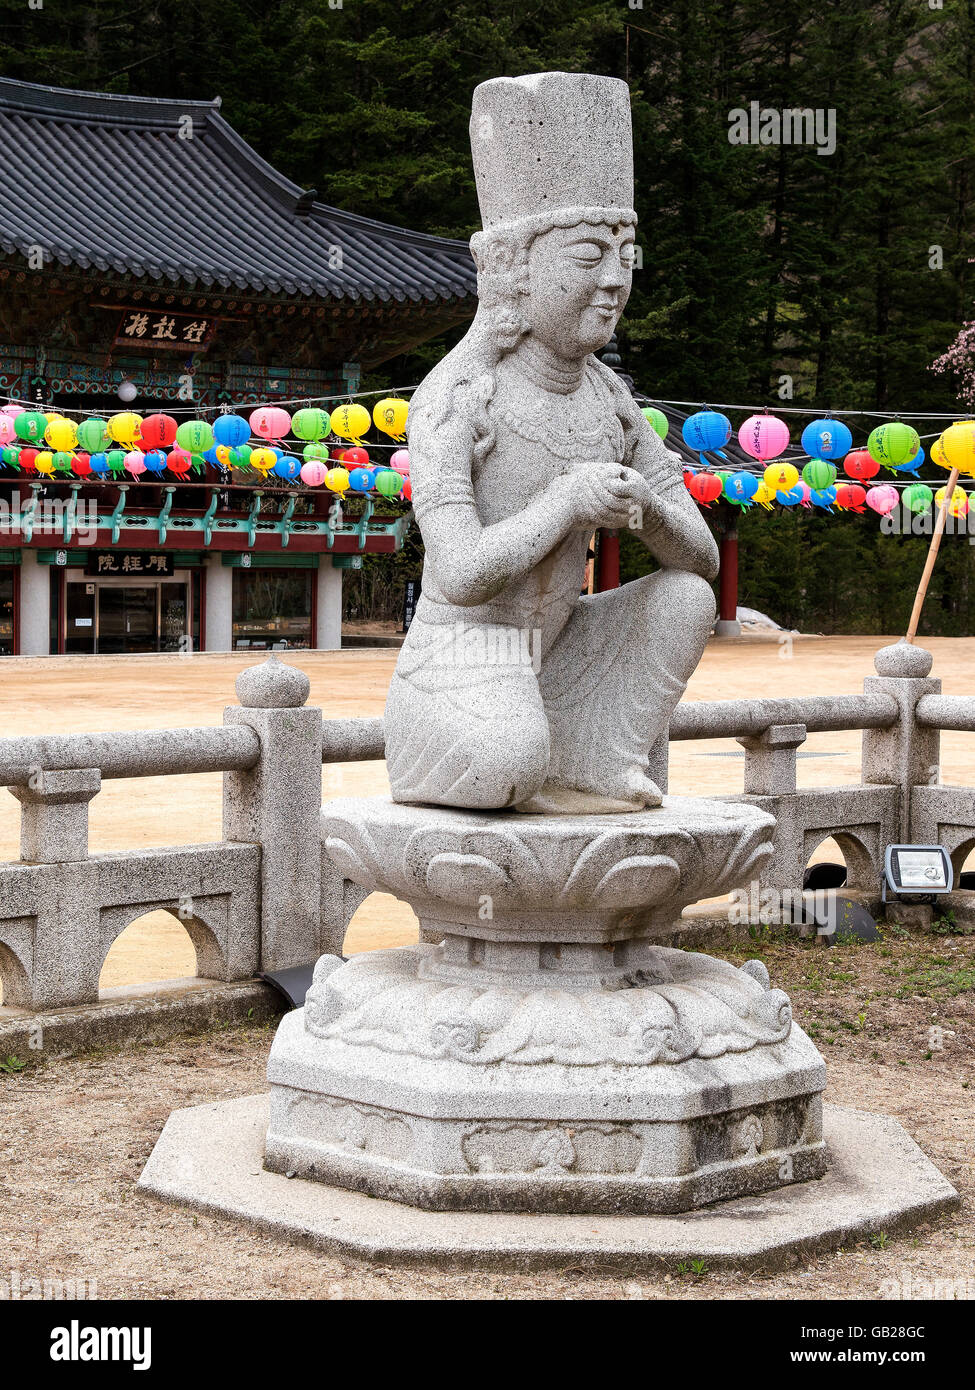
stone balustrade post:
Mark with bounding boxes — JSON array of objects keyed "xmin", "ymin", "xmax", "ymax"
[
  {"xmin": 223, "ymin": 658, "xmax": 324, "ymax": 970},
  {"xmin": 6, "ymin": 768, "xmax": 102, "ymax": 1009},
  {"xmin": 861, "ymin": 641, "xmax": 940, "ymax": 842},
  {"xmin": 736, "ymin": 723, "xmax": 806, "ymax": 796}
]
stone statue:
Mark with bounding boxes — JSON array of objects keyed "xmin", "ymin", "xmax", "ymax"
[{"xmin": 385, "ymin": 71, "xmax": 719, "ymax": 815}]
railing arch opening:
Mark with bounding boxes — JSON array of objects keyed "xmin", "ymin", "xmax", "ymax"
[{"xmin": 342, "ymin": 891, "xmax": 419, "ymax": 957}]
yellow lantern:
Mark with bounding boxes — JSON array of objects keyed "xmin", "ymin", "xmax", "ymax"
[
  {"xmin": 325, "ymin": 466, "xmax": 350, "ymax": 493},
  {"xmin": 930, "ymin": 435, "xmax": 950, "ymax": 470},
  {"xmin": 250, "ymin": 447, "xmax": 277, "ymax": 474},
  {"xmin": 45, "ymin": 416, "xmax": 78, "ymax": 450},
  {"xmin": 939, "ymin": 421, "xmax": 975, "ymax": 477},
  {"xmin": 762, "ymin": 462, "xmax": 798, "ymax": 493},
  {"xmin": 215, "ymin": 444, "xmax": 233, "ymax": 467},
  {"xmin": 34, "ymin": 450, "xmax": 56, "ymax": 477},
  {"xmin": 330, "ymin": 403, "xmax": 371, "ymax": 444},
  {"xmin": 372, "ymin": 397, "xmax": 409, "ymax": 440},
  {"xmin": 107, "ymin": 411, "xmax": 143, "ymax": 446},
  {"xmin": 753, "ymin": 480, "xmax": 777, "ymax": 510},
  {"xmin": 935, "ymin": 484, "xmax": 969, "ymax": 517}
]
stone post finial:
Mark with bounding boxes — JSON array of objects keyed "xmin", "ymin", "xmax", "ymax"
[
  {"xmin": 235, "ymin": 655, "xmax": 310, "ymax": 709},
  {"xmin": 874, "ymin": 640, "xmax": 933, "ymax": 679}
]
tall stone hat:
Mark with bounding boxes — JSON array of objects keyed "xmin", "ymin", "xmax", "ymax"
[{"xmin": 469, "ymin": 71, "xmax": 635, "ymax": 231}]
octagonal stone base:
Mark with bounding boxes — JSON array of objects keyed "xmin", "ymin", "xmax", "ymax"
[
  {"xmin": 140, "ymin": 1097, "xmax": 959, "ymax": 1272},
  {"xmin": 265, "ymin": 942, "xmax": 827, "ymax": 1215}
]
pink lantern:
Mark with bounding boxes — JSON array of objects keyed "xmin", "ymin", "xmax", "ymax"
[
  {"xmin": 249, "ymin": 406, "xmax": 292, "ymax": 441},
  {"xmin": 1, "ymin": 404, "xmax": 25, "ymax": 418},
  {"xmin": 796, "ymin": 481, "xmax": 812, "ymax": 508},
  {"xmin": 738, "ymin": 413, "xmax": 791, "ymax": 462},
  {"xmin": 0, "ymin": 415, "xmax": 17, "ymax": 445},
  {"xmin": 300, "ymin": 460, "xmax": 327, "ymax": 486},
  {"xmin": 124, "ymin": 449, "xmax": 146, "ymax": 477},
  {"xmin": 390, "ymin": 449, "xmax": 410, "ymax": 476},
  {"xmin": 865, "ymin": 484, "xmax": 899, "ymax": 516}
]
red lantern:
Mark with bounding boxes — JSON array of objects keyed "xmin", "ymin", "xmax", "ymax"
[
  {"xmin": 688, "ymin": 472, "xmax": 723, "ymax": 507},
  {"xmin": 834, "ymin": 483, "xmax": 867, "ymax": 513},
  {"xmin": 141, "ymin": 413, "xmax": 178, "ymax": 449},
  {"xmin": 18, "ymin": 448, "xmax": 38, "ymax": 472},
  {"xmin": 340, "ymin": 446, "xmax": 370, "ymax": 468},
  {"xmin": 402, "ymin": 477, "xmax": 412, "ymax": 503},
  {"xmin": 72, "ymin": 451, "xmax": 92, "ymax": 478},
  {"xmin": 843, "ymin": 449, "xmax": 879, "ymax": 483},
  {"xmin": 167, "ymin": 447, "xmax": 192, "ymax": 477}
]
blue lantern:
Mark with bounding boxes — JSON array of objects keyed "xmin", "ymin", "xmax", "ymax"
[
  {"xmin": 777, "ymin": 485, "xmax": 804, "ymax": 507},
  {"xmin": 809, "ymin": 486, "xmax": 837, "ymax": 511},
  {"xmin": 213, "ymin": 414, "xmax": 251, "ymax": 448},
  {"xmin": 273, "ymin": 455, "xmax": 302, "ymax": 481},
  {"xmin": 723, "ymin": 471, "xmax": 759, "ymax": 506},
  {"xmin": 89, "ymin": 451, "xmax": 110, "ymax": 475},
  {"xmin": 144, "ymin": 449, "xmax": 167, "ymax": 473},
  {"xmin": 800, "ymin": 419, "xmax": 852, "ymax": 461},
  {"xmin": 681, "ymin": 410, "xmax": 732, "ymax": 467},
  {"xmin": 348, "ymin": 467, "xmax": 375, "ymax": 494},
  {"xmin": 889, "ymin": 446, "xmax": 925, "ymax": 478}
]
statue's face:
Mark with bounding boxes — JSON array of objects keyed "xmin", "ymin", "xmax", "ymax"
[{"xmin": 523, "ymin": 221, "xmax": 635, "ymax": 357}]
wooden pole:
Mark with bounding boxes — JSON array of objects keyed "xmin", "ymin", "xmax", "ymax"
[{"xmin": 905, "ymin": 465, "xmax": 959, "ymax": 643}]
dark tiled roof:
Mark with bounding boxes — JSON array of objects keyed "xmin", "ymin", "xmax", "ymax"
[{"xmin": 0, "ymin": 78, "xmax": 477, "ymax": 305}]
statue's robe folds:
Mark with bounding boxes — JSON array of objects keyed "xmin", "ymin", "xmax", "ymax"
[{"xmin": 384, "ymin": 355, "xmax": 717, "ymax": 813}]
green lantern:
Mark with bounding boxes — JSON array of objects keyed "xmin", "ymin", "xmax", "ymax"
[
  {"xmin": 190, "ymin": 452, "xmax": 207, "ymax": 474},
  {"xmin": 76, "ymin": 417, "xmax": 110, "ymax": 452},
  {"xmin": 106, "ymin": 449, "xmax": 126, "ymax": 474},
  {"xmin": 175, "ymin": 419, "xmax": 214, "ymax": 453},
  {"xmin": 802, "ymin": 459, "xmax": 836, "ymax": 490},
  {"xmin": 903, "ymin": 483, "xmax": 933, "ymax": 514},
  {"xmin": 641, "ymin": 406, "xmax": 669, "ymax": 441},
  {"xmin": 52, "ymin": 450, "xmax": 74, "ymax": 473},
  {"xmin": 291, "ymin": 408, "xmax": 330, "ymax": 441},
  {"xmin": 374, "ymin": 467, "xmax": 404, "ymax": 498},
  {"xmin": 14, "ymin": 410, "xmax": 48, "ymax": 443},
  {"xmin": 302, "ymin": 442, "xmax": 329, "ymax": 462},
  {"xmin": 867, "ymin": 422, "xmax": 920, "ymax": 467},
  {"xmin": 2, "ymin": 445, "xmax": 20, "ymax": 467}
]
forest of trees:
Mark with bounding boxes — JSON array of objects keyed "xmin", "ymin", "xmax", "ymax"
[{"xmin": 3, "ymin": 0, "xmax": 975, "ymax": 634}]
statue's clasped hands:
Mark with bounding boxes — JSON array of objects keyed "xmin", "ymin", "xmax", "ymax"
[{"xmin": 553, "ymin": 460, "xmax": 656, "ymax": 531}]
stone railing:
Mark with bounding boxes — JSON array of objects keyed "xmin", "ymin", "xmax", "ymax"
[{"xmin": 0, "ymin": 640, "xmax": 972, "ymax": 1020}]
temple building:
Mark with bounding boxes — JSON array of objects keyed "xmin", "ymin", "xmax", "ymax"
[{"xmin": 0, "ymin": 77, "xmax": 476, "ymax": 654}]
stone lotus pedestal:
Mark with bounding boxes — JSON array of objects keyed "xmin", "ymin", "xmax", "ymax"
[{"xmin": 265, "ymin": 796, "xmax": 828, "ymax": 1214}]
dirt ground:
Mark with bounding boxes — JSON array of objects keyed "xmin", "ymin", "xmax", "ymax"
[
  {"xmin": 3, "ymin": 633, "xmax": 975, "ymax": 994},
  {"xmin": 1, "ymin": 929, "xmax": 972, "ymax": 1300}
]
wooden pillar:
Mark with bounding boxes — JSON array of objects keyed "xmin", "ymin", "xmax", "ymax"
[
  {"xmin": 715, "ymin": 506, "xmax": 740, "ymax": 636},
  {"xmin": 594, "ymin": 528, "xmax": 620, "ymax": 592}
]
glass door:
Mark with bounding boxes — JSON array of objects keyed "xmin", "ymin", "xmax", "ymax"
[{"xmin": 97, "ymin": 586, "xmax": 158, "ymax": 653}]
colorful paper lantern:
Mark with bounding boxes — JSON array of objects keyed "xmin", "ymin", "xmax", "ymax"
[
  {"xmin": 52, "ymin": 450, "xmax": 74, "ymax": 474},
  {"xmin": 72, "ymin": 452, "xmax": 92, "ymax": 478},
  {"xmin": 402, "ymin": 477, "xmax": 412, "ymax": 503},
  {"xmin": 14, "ymin": 411, "xmax": 48, "ymax": 443},
  {"xmin": 723, "ymin": 471, "xmax": 759, "ymax": 506},
  {"xmin": 124, "ymin": 450, "xmax": 146, "ymax": 477},
  {"xmin": 681, "ymin": 410, "xmax": 732, "ymax": 465},
  {"xmin": 865, "ymin": 484, "xmax": 899, "ymax": 515},
  {"xmin": 167, "ymin": 447, "xmax": 192, "ymax": 477},
  {"xmin": 325, "ymin": 467, "xmax": 349, "ymax": 493},
  {"xmin": 45, "ymin": 417, "xmax": 77, "ymax": 451},
  {"xmin": 0, "ymin": 415, "xmax": 17, "ymax": 446},
  {"xmin": 88, "ymin": 451, "xmax": 110, "ymax": 475},
  {"xmin": 300, "ymin": 461, "xmax": 327, "ymax": 486},
  {"xmin": 274, "ymin": 455, "xmax": 302, "ymax": 481},
  {"xmin": 211, "ymin": 414, "xmax": 250, "ymax": 448},
  {"xmin": 903, "ymin": 483, "xmax": 933, "ymax": 513},
  {"xmin": 372, "ymin": 397, "xmax": 409, "ymax": 440},
  {"xmin": 935, "ymin": 484, "xmax": 969, "ymax": 517},
  {"xmin": 34, "ymin": 450, "xmax": 56, "ymax": 477},
  {"xmin": 249, "ymin": 406, "xmax": 292, "ymax": 441},
  {"xmin": 687, "ymin": 472, "xmax": 723, "ymax": 506},
  {"xmin": 76, "ymin": 418, "xmax": 110, "ymax": 452},
  {"xmin": 776, "ymin": 485, "xmax": 804, "ymax": 507},
  {"xmin": 763, "ymin": 461, "xmax": 799, "ymax": 492},
  {"xmin": 106, "ymin": 449, "xmax": 127, "ymax": 475},
  {"xmin": 801, "ymin": 459, "xmax": 836, "ymax": 491},
  {"xmin": 374, "ymin": 468, "xmax": 405, "ymax": 498},
  {"xmin": 390, "ymin": 449, "xmax": 410, "ymax": 476},
  {"xmin": 140, "ymin": 414, "xmax": 179, "ymax": 449},
  {"xmin": 641, "ymin": 406, "xmax": 669, "ymax": 440},
  {"xmin": 348, "ymin": 467, "xmax": 376, "ymax": 494},
  {"xmin": 143, "ymin": 449, "xmax": 167, "ymax": 473},
  {"xmin": 834, "ymin": 483, "xmax": 867, "ymax": 513},
  {"xmin": 291, "ymin": 408, "xmax": 330, "ymax": 442},
  {"xmin": 752, "ymin": 481, "xmax": 776, "ymax": 510},
  {"xmin": 739, "ymin": 413, "xmax": 790, "ymax": 462},
  {"xmin": 330, "ymin": 403, "xmax": 371, "ymax": 444},
  {"xmin": 808, "ymin": 486, "xmax": 836, "ymax": 510},
  {"xmin": 939, "ymin": 421, "xmax": 975, "ymax": 476},
  {"xmin": 340, "ymin": 446, "xmax": 370, "ymax": 468},
  {"xmin": 843, "ymin": 449, "xmax": 879, "ymax": 483},
  {"xmin": 931, "ymin": 436, "xmax": 950, "ymax": 470},
  {"xmin": 867, "ymin": 422, "xmax": 920, "ymax": 468},
  {"xmin": 106, "ymin": 411, "xmax": 143, "ymax": 446},
  {"xmin": 175, "ymin": 420, "xmax": 214, "ymax": 453},
  {"xmin": 302, "ymin": 442, "xmax": 329, "ymax": 463},
  {"xmin": 800, "ymin": 418, "xmax": 852, "ymax": 461},
  {"xmin": 249, "ymin": 447, "xmax": 277, "ymax": 475}
]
